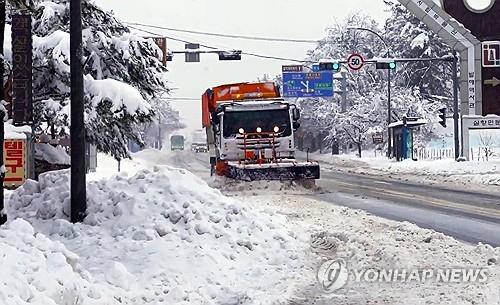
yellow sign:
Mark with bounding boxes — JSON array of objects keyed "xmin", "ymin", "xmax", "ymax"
[{"xmin": 3, "ymin": 139, "xmax": 26, "ymax": 188}]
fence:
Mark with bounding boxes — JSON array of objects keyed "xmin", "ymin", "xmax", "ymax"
[
  {"xmin": 414, "ymin": 147, "xmax": 500, "ymax": 161},
  {"xmin": 413, "ymin": 148, "xmax": 455, "ymax": 160}
]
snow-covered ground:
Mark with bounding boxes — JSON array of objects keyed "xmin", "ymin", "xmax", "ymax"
[
  {"xmin": 4, "ymin": 159, "xmax": 307, "ymax": 304},
  {"xmin": 2, "ymin": 149, "xmax": 499, "ymax": 304},
  {"xmin": 306, "ymin": 151, "xmax": 500, "ymax": 190},
  {"xmin": 249, "ymin": 195, "xmax": 500, "ymax": 304}
]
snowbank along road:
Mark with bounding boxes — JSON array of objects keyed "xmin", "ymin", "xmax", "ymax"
[
  {"xmin": 173, "ymin": 149, "xmax": 500, "ymax": 247},
  {"xmin": 3, "ymin": 149, "xmax": 498, "ymax": 305}
]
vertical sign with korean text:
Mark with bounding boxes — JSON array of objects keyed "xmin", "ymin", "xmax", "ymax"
[
  {"xmin": 11, "ymin": 14, "xmax": 33, "ymax": 126},
  {"xmin": 3, "ymin": 139, "xmax": 27, "ymax": 188},
  {"xmin": 482, "ymin": 41, "xmax": 500, "ymax": 115}
]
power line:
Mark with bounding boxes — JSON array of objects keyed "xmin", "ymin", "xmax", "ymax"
[
  {"xmin": 129, "ymin": 21, "xmax": 482, "ymax": 47},
  {"xmin": 129, "ymin": 25, "xmax": 313, "ymax": 63},
  {"xmin": 128, "ymin": 25, "xmax": 217, "ymax": 49},
  {"xmin": 127, "ymin": 22, "xmax": 320, "ymax": 44}
]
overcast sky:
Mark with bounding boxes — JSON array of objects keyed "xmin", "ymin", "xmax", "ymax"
[
  {"xmin": 91, "ymin": 0, "xmax": 392, "ymax": 132},
  {"xmin": 93, "ymin": 0, "xmax": 489, "ymax": 133}
]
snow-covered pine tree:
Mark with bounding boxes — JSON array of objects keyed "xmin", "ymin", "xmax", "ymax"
[
  {"xmin": 383, "ymin": 0, "xmax": 453, "ymax": 98},
  {"xmin": 5, "ymin": 0, "xmax": 178, "ymax": 159}
]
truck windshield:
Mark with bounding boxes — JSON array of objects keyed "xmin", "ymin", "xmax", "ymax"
[{"xmin": 223, "ymin": 109, "xmax": 292, "ymax": 138}]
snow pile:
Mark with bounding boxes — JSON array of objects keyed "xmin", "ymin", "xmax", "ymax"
[
  {"xmin": 257, "ymin": 195, "xmax": 500, "ymax": 304},
  {"xmin": 7, "ymin": 166, "xmax": 306, "ymax": 304},
  {"xmin": 376, "ymin": 159, "xmax": 500, "ymax": 186},
  {"xmin": 209, "ymin": 176, "xmax": 319, "ymax": 196},
  {"xmin": 4, "ymin": 121, "xmax": 32, "ymax": 139},
  {"xmin": 0, "ymin": 218, "xmax": 121, "ymax": 305},
  {"xmin": 308, "ymin": 152, "xmax": 500, "ymax": 188},
  {"xmin": 35, "ymin": 143, "xmax": 71, "ymax": 165}
]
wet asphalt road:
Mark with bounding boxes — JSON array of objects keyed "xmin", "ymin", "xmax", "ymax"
[
  {"xmin": 177, "ymin": 150, "xmax": 500, "ymax": 246},
  {"xmin": 313, "ymin": 170, "xmax": 500, "ymax": 246}
]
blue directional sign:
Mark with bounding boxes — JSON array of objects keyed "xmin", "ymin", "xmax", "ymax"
[
  {"xmin": 312, "ymin": 64, "xmax": 320, "ymax": 72},
  {"xmin": 282, "ymin": 72, "xmax": 334, "ymax": 98}
]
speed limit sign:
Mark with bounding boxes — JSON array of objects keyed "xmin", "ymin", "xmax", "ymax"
[{"xmin": 347, "ymin": 53, "xmax": 364, "ymax": 71}]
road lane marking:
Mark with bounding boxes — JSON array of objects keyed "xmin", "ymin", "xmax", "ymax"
[{"xmin": 321, "ymin": 180, "xmax": 500, "ymax": 220}]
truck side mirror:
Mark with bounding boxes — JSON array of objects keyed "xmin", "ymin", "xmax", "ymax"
[
  {"xmin": 292, "ymin": 108, "xmax": 301, "ymax": 121},
  {"xmin": 293, "ymin": 121, "xmax": 300, "ymax": 130},
  {"xmin": 211, "ymin": 112, "xmax": 220, "ymax": 125}
]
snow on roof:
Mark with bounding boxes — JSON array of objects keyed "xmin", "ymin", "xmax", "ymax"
[
  {"xmin": 84, "ymin": 75, "xmax": 151, "ymax": 115},
  {"xmin": 35, "ymin": 143, "xmax": 71, "ymax": 165},
  {"xmin": 5, "ymin": 121, "xmax": 31, "ymax": 139}
]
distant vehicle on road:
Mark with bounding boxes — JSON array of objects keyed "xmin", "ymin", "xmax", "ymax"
[
  {"xmin": 191, "ymin": 143, "xmax": 208, "ymax": 153},
  {"xmin": 170, "ymin": 135, "xmax": 185, "ymax": 151}
]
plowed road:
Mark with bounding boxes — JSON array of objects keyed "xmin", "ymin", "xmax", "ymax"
[
  {"xmin": 178, "ymin": 150, "xmax": 500, "ymax": 246},
  {"xmin": 315, "ymin": 171, "xmax": 500, "ymax": 246}
]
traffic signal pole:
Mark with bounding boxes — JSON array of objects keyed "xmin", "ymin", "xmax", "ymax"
[
  {"xmin": 70, "ymin": 0, "xmax": 87, "ymax": 223},
  {"xmin": 387, "ymin": 68, "xmax": 392, "ymax": 158},
  {"xmin": 452, "ymin": 52, "xmax": 461, "ymax": 160}
]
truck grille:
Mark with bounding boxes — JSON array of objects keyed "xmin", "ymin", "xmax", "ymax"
[{"xmin": 235, "ymin": 134, "xmax": 280, "ymax": 150}]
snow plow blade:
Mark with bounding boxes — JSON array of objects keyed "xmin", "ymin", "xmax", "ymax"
[{"xmin": 226, "ymin": 161, "xmax": 320, "ymax": 181}]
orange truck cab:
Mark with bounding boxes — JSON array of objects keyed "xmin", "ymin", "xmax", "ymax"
[{"xmin": 201, "ymin": 82, "xmax": 319, "ymax": 181}]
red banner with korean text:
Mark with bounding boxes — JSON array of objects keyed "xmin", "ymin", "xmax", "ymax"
[{"xmin": 3, "ymin": 139, "xmax": 26, "ymax": 188}]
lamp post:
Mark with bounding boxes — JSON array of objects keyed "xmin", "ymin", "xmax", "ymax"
[{"xmin": 347, "ymin": 27, "xmax": 392, "ymax": 158}]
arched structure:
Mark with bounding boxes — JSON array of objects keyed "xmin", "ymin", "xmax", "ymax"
[{"xmin": 396, "ymin": 0, "xmax": 500, "ymax": 159}]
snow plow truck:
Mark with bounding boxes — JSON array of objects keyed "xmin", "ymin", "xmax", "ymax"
[{"xmin": 202, "ymin": 82, "xmax": 320, "ymax": 181}]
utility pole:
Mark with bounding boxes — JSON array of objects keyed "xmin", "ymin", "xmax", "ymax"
[
  {"xmin": 0, "ymin": 0, "xmax": 7, "ymax": 226},
  {"xmin": 387, "ymin": 68, "xmax": 392, "ymax": 158},
  {"xmin": 70, "ymin": 0, "xmax": 86, "ymax": 223},
  {"xmin": 452, "ymin": 51, "xmax": 461, "ymax": 160}
]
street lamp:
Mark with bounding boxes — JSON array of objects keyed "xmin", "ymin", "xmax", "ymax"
[{"xmin": 347, "ymin": 26, "xmax": 393, "ymax": 158}]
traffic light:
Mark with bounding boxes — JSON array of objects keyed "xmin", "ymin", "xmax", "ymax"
[
  {"xmin": 438, "ymin": 108, "xmax": 447, "ymax": 128},
  {"xmin": 376, "ymin": 60, "xmax": 397, "ymax": 70},
  {"xmin": 218, "ymin": 50, "xmax": 242, "ymax": 61},
  {"xmin": 319, "ymin": 62, "xmax": 340, "ymax": 72}
]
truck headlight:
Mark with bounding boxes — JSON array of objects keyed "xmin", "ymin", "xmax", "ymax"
[
  {"xmin": 273, "ymin": 126, "xmax": 280, "ymax": 133},
  {"xmin": 256, "ymin": 127, "xmax": 262, "ymax": 133},
  {"xmin": 239, "ymin": 128, "xmax": 245, "ymax": 134}
]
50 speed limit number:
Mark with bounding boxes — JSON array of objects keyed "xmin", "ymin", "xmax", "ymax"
[{"xmin": 347, "ymin": 53, "xmax": 364, "ymax": 71}]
